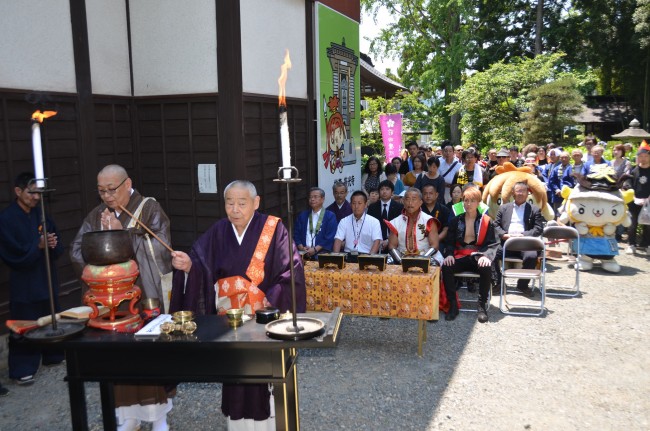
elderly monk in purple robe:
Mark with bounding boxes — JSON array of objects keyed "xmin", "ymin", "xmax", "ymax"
[{"xmin": 170, "ymin": 180, "xmax": 306, "ymax": 429}]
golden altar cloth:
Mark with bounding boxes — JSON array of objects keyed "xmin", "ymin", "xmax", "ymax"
[{"xmin": 303, "ymin": 262, "xmax": 440, "ymax": 355}]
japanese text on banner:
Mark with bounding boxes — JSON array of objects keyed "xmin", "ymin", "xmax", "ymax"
[{"xmin": 379, "ymin": 113, "xmax": 403, "ymax": 162}]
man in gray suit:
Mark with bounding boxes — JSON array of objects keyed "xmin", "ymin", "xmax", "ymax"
[{"xmin": 494, "ymin": 181, "xmax": 545, "ymax": 295}]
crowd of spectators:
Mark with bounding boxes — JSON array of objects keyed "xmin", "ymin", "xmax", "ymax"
[{"xmin": 316, "ymin": 137, "xmax": 649, "ymax": 322}]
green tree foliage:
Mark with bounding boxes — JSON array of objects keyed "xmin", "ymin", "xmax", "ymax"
[
  {"xmin": 361, "ymin": 91, "xmax": 432, "ymax": 156},
  {"xmin": 362, "ymin": 0, "xmax": 648, "ymax": 143},
  {"xmin": 472, "ymin": 0, "xmax": 566, "ymax": 70},
  {"xmin": 634, "ymin": 0, "xmax": 650, "ymax": 48},
  {"xmin": 522, "ymin": 76, "xmax": 584, "ymax": 145},
  {"xmin": 558, "ymin": 1, "xmax": 643, "ymax": 105},
  {"xmin": 361, "ymin": 0, "xmax": 475, "ymax": 144},
  {"xmin": 448, "ymin": 53, "xmax": 567, "ymax": 149}
]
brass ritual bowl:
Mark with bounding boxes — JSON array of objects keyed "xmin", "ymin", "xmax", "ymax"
[
  {"xmin": 172, "ymin": 310, "xmax": 194, "ymax": 324},
  {"xmin": 226, "ymin": 308, "xmax": 244, "ymax": 327},
  {"xmin": 81, "ymin": 230, "xmax": 134, "ymax": 266},
  {"xmin": 141, "ymin": 298, "xmax": 160, "ymax": 310}
]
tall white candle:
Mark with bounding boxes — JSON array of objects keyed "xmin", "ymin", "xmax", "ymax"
[
  {"xmin": 31, "ymin": 119, "xmax": 45, "ymax": 188},
  {"xmin": 279, "ymin": 108, "xmax": 291, "ymax": 179},
  {"xmin": 278, "ymin": 50, "xmax": 292, "ymax": 179}
]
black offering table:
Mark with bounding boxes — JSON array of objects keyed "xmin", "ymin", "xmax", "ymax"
[{"xmin": 62, "ymin": 309, "xmax": 342, "ymax": 431}]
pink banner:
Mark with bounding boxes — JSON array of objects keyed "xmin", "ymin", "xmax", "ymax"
[{"xmin": 379, "ymin": 113, "xmax": 402, "ymax": 162}]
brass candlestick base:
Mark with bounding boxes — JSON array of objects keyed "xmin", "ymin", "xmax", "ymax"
[{"xmin": 271, "ymin": 166, "xmax": 323, "ymax": 340}]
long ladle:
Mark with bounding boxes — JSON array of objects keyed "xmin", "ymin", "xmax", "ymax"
[{"xmin": 118, "ymin": 204, "xmax": 174, "ymax": 253}]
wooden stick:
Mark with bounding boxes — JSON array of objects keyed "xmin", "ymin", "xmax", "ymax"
[{"xmin": 118, "ymin": 204, "xmax": 174, "ymax": 253}]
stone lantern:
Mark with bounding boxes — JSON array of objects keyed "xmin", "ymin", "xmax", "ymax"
[{"xmin": 611, "ymin": 118, "xmax": 650, "ymax": 142}]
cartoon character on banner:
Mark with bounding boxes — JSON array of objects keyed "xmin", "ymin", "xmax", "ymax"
[
  {"xmin": 558, "ymin": 165, "xmax": 634, "ymax": 273},
  {"xmin": 481, "ymin": 162, "xmax": 555, "ymax": 221},
  {"xmin": 322, "ymin": 95, "xmax": 345, "ymax": 173}
]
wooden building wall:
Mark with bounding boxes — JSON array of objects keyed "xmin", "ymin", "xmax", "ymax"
[
  {"xmin": 0, "ymin": 0, "xmax": 318, "ymax": 333},
  {"xmin": 0, "ymin": 90, "xmax": 311, "ymax": 330}
]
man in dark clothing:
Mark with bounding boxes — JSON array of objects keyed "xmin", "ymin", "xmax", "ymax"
[
  {"xmin": 0, "ymin": 172, "xmax": 64, "ymax": 385},
  {"xmin": 493, "ymin": 182, "xmax": 545, "ymax": 295},
  {"xmin": 399, "ymin": 141, "xmax": 420, "ymax": 174},
  {"xmin": 367, "ymin": 180, "xmax": 404, "ymax": 252},
  {"xmin": 626, "ymin": 141, "xmax": 650, "ymax": 255},
  {"xmin": 325, "ymin": 180, "xmax": 352, "ymax": 222},
  {"xmin": 420, "ymin": 184, "xmax": 449, "ymax": 249}
]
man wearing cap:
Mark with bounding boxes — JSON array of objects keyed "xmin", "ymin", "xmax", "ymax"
[
  {"xmin": 488, "ymin": 148, "xmax": 510, "ymax": 182},
  {"xmin": 626, "ymin": 141, "xmax": 650, "ymax": 255},
  {"xmin": 438, "ymin": 142, "xmax": 461, "ymax": 203}
]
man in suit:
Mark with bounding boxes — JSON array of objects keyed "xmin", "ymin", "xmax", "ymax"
[
  {"xmin": 367, "ymin": 180, "xmax": 404, "ymax": 252},
  {"xmin": 494, "ymin": 181, "xmax": 545, "ymax": 295},
  {"xmin": 294, "ymin": 187, "xmax": 338, "ymax": 260}
]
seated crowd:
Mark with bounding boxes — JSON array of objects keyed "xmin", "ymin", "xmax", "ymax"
[{"xmin": 301, "ymin": 137, "xmax": 649, "ymax": 324}]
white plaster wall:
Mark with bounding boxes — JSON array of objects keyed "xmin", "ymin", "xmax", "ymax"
[
  {"xmin": 0, "ymin": 0, "xmax": 76, "ymax": 93},
  {"xmin": 129, "ymin": 0, "xmax": 217, "ymax": 96},
  {"xmin": 241, "ymin": 0, "xmax": 307, "ymax": 99},
  {"xmin": 86, "ymin": 0, "xmax": 131, "ymax": 96}
]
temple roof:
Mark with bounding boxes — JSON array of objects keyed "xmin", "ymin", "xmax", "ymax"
[
  {"xmin": 360, "ymin": 56, "xmax": 406, "ymax": 98},
  {"xmin": 573, "ymin": 96, "xmax": 634, "ymax": 124}
]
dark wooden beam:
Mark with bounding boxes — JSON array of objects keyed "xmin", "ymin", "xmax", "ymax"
[
  {"xmin": 215, "ymin": 0, "xmax": 245, "ymax": 187},
  {"xmin": 305, "ymin": 0, "xmax": 317, "ymax": 189},
  {"xmin": 70, "ymin": 0, "xmax": 97, "ymax": 212}
]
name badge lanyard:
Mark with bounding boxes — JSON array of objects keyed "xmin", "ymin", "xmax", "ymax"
[
  {"xmin": 351, "ymin": 213, "xmax": 366, "ymax": 249},
  {"xmin": 308, "ymin": 210, "xmax": 325, "ymax": 247}
]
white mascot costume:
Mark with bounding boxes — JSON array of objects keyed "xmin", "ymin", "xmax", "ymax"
[{"xmin": 558, "ymin": 166, "xmax": 634, "ymax": 272}]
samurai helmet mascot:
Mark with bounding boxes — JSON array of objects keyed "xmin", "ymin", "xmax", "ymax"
[
  {"xmin": 558, "ymin": 165, "xmax": 634, "ymax": 273},
  {"xmin": 482, "ymin": 162, "xmax": 555, "ymax": 221}
]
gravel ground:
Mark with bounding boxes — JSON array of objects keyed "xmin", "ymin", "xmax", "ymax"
[{"xmin": 1, "ymin": 248, "xmax": 649, "ymax": 431}]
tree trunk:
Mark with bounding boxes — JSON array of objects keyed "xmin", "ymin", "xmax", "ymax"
[
  {"xmin": 450, "ymin": 112, "xmax": 460, "ymax": 146},
  {"xmin": 645, "ymin": 45, "xmax": 650, "ymax": 131},
  {"xmin": 535, "ymin": 0, "xmax": 543, "ymax": 55}
]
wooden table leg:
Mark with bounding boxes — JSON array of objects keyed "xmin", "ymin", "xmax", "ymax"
[
  {"xmin": 68, "ymin": 379, "xmax": 89, "ymax": 431},
  {"xmin": 99, "ymin": 381, "xmax": 117, "ymax": 431},
  {"xmin": 274, "ymin": 349, "xmax": 300, "ymax": 430},
  {"xmin": 417, "ymin": 320, "xmax": 426, "ymax": 356}
]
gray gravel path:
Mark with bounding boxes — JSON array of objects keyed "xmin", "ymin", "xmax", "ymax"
[{"xmin": 1, "ymin": 250, "xmax": 649, "ymax": 430}]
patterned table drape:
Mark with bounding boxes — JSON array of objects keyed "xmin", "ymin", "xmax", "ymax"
[{"xmin": 304, "ymin": 262, "xmax": 439, "ymax": 320}]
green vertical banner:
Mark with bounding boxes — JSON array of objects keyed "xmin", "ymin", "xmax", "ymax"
[{"xmin": 316, "ymin": 3, "xmax": 361, "ymax": 206}]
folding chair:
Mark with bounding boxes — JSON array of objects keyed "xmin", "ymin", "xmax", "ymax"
[
  {"xmin": 499, "ymin": 237, "xmax": 546, "ymax": 316},
  {"xmin": 542, "ymin": 225, "xmax": 580, "ymax": 297},
  {"xmin": 456, "ymin": 272, "xmax": 491, "ymax": 313}
]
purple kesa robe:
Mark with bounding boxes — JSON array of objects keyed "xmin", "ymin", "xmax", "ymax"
[{"xmin": 170, "ymin": 211, "xmax": 306, "ymax": 421}]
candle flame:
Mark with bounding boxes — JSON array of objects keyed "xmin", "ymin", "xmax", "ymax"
[
  {"xmin": 32, "ymin": 110, "xmax": 57, "ymax": 123},
  {"xmin": 277, "ymin": 49, "xmax": 291, "ymax": 107}
]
